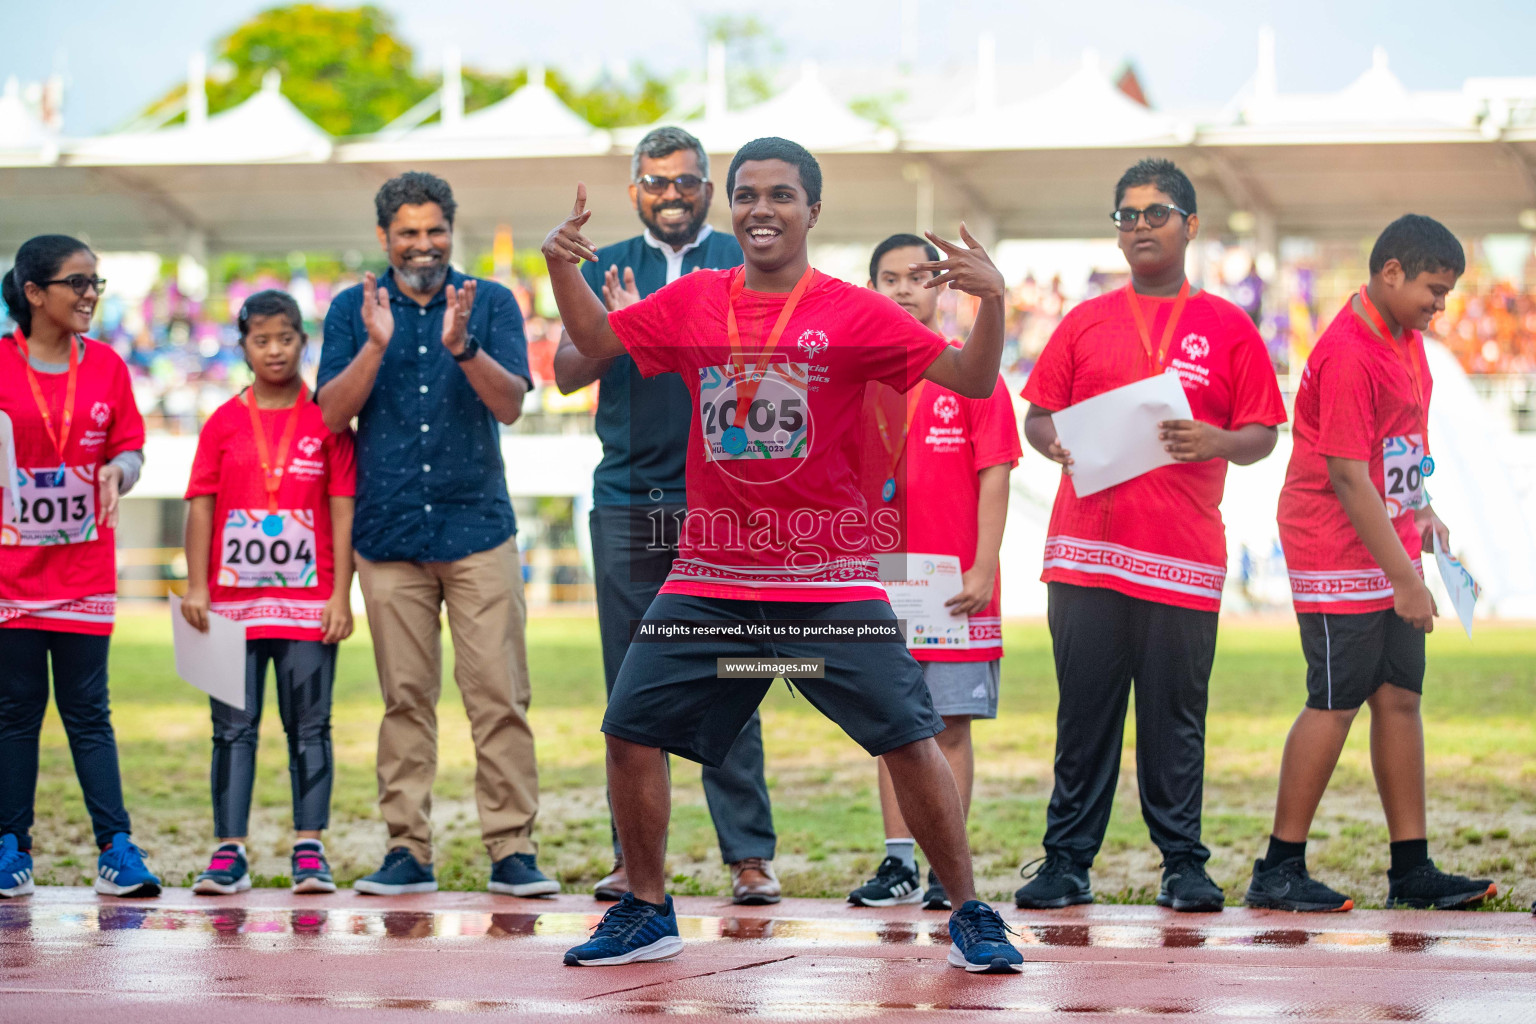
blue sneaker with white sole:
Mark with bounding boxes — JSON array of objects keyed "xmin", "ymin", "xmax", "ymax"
[
  {"xmin": 947, "ymin": 899, "xmax": 1024, "ymax": 974},
  {"xmin": 489, "ymin": 852, "xmax": 560, "ymax": 897},
  {"xmin": 563, "ymin": 892, "xmax": 684, "ymax": 966},
  {"xmin": 192, "ymin": 843, "xmax": 251, "ymax": 895},
  {"xmin": 353, "ymin": 847, "xmax": 438, "ymax": 895},
  {"xmin": 0, "ymin": 835, "xmax": 34, "ymax": 898},
  {"xmin": 94, "ymin": 833, "xmax": 161, "ymax": 898}
]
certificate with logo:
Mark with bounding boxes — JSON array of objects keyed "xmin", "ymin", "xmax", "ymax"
[{"xmin": 879, "ymin": 553, "xmax": 969, "ymax": 650}]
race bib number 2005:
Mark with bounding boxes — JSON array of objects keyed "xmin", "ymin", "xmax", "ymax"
[
  {"xmin": 698, "ymin": 361, "xmax": 810, "ymax": 461},
  {"xmin": 219, "ymin": 509, "xmax": 318, "ymax": 588},
  {"xmin": 2, "ymin": 465, "xmax": 97, "ymax": 546}
]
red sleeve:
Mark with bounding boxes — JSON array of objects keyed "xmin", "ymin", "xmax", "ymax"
[
  {"xmin": 1222, "ymin": 310, "xmax": 1287, "ymax": 429},
  {"xmin": 104, "ymin": 352, "xmax": 146, "ymax": 460},
  {"xmin": 1020, "ymin": 312, "xmax": 1078, "ymax": 410},
  {"xmin": 608, "ymin": 272, "xmax": 707, "ymax": 378},
  {"xmin": 1314, "ymin": 347, "xmax": 1378, "ymax": 461},
  {"xmin": 185, "ymin": 406, "xmax": 226, "ymax": 500},
  {"xmin": 969, "ymin": 376, "xmax": 1023, "ymax": 471},
  {"xmin": 857, "ymin": 291, "xmax": 947, "ymax": 392},
  {"xmin": 325, "ymin": 427, "xmax": 357, "ymax": 498}
]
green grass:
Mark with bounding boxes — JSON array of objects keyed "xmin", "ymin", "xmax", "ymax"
[{"xmin": 26, "ymin": 612, "xmax": 1536, "ymax": 909}]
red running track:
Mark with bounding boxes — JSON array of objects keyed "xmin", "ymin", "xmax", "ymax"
[{"xmin": 2, "ymin": 887, "xmax": 1534, "ymax": 1022}]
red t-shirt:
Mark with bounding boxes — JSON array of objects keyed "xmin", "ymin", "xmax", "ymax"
[
  {"xmin": 860, "ymin": 358, "xmax": 1022, "ymax": 660},
  {"xmin": 1022, "ymin": 288, "xmax": 1286, "ymax": 612},
  {"xmin": 0, "ymin": 333, "xmax": 145, "ymax": 634},
  {"xmin": 609, "ymin": 267, "xmax": 948, "ymax": 602},
  {"xmin": 1278, "ymin": 301, "xmax": 1431, "ymax": 614},
  {"xmin": 185, "ymin": 393, "xmax": 356, "ymax": 640}
]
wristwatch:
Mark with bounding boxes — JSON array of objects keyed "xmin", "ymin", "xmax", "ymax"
[{"xmin": 453, "ymin": 334, "xmax": 480, "ymax": 363}]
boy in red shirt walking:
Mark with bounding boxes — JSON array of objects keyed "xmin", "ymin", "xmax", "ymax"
[
  {"xmin": 1248, "ymin": 215, "xmax": 1496, "ymax": 912},
  {"xmin": 847, "ymin": 234, "xmax": 1021, "ymax": 912},
  {"xmin": 182, "ymin": 291, "xmax": 357, "ymax": 896}
]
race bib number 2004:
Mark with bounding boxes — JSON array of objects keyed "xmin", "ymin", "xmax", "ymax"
[
  {"xmin": 698, "ymin": 361, "xmax": 810, "ymax": 461},
  {"xmin": 2, "ymin": 465, "xmax": 97, "ymax": 546},
  {"xmin": 219, "ymin": 509, "xmax": 318, "ymax": 588}
]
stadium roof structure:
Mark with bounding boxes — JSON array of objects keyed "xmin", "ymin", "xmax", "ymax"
[{"xmin": 3, "ymin": 39, "xmax": 1536, "ymax": 255}]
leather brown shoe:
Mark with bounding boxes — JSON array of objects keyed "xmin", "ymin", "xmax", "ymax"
[
  {"xmin": 593, "ymin": 859, "xmax": 628, "ymax": 901},
  {"xmin": 730, "ymin": 858, "xmax": 781, "ymax": 905}
]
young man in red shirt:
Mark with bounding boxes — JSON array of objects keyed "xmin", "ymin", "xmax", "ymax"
[
  {"xmin": 1019, "ymin": 159, "xmax": 1286, "ymax": 912},
  {"xmin": 545, "ymin": 137, "xmax": 1024, "ymax": 973},
  {"xmin": 1248, "ymin": 214, "xmax": 1496, "ymax": 912},
  {"xmin": 848, "ymin": 234, "xmax": 1021, "ymax": 911}
]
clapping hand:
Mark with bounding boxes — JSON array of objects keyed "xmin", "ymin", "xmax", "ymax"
[
  {"xmin": 361, "ymin": 271, "xmax": 395, "ymax": 350},
  {"xmin": 442, "ymin": 278, "xmax": 477, "ymax": 356},
  {"xmin": 602, "ymin": 266, "xmax": 641, "ymax": 311},
  {"xmin": 911, "ymin": 224, "xmax": 1004, "ymax": 301},
  {"xmin": 543, "ymin": 184, "xmax": 599, "ymax": 265}
]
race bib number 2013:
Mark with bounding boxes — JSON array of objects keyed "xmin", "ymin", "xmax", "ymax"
[
  {"xmin": 2, "ymin": 465, "xmax": 97, "ymax": 546},
  {"xmin": 698, "ymin": 361, "xmax": 811, "ymax": 461},
  {"xmin": 219, "ymin": 509, "xmax": 318, "ymax": 588},
  {"xmin": 1382, "ymin": 434, "xmax": 1428, "ymax": 517}
]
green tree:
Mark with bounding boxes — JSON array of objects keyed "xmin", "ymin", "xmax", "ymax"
[
  {"xmin": 701, "ymin": 15, "xmax": 783, "ymax": 108},
  {"xmin": 462, "ymin": 65, "xmax": 671, "ymax": 128}
]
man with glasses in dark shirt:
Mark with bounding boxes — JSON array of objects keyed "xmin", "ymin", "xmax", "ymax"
[
  {"xmin": 319, "ymin": 171, "xmax": 557, "ymax": 899},
  {"xmin": 555, "ymin": 127, "xmax": 779, "ymax": 905}
]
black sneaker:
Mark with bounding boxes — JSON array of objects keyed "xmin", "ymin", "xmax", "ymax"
[
  {"xmin": 848, "ymin": 856, "xmax": 922, "ymax": 907},
  {"xmin": 1014, "ymin": 854, "xmax": 1092, "ymax": 909},
  {"xmin": 353, "ymin": 847, "xmax": 438, "ymax": 895},
  {"xmin": 489, "ymin": 852, "xmax": 561, "ymax": 897},
  {"xmin": 1244, "ymin": 857, "xmax": 1353, "ymax": 912},
  {"xmin": 1385, "ymin": 860, "xmax": 1496, "ymax": 910},
  {"xmin": 1156, "ymin": 859, "xmax": 1224, "ymax": 912},
  {"xmin": 922, "ymin": 868, "xmax": 951, "ymax": 911}
]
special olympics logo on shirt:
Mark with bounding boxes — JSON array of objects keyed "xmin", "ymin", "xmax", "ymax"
[
  {"xmin": 1180, "ymin": 334, "xmax": 1210, "ymax": 361},
  {"xmin": 90, "ymin": 402, "xmax": 111, "ymax": 426},
  {"xmin": 297, "ymin": 436, "xmax": 323, "ymax": 457},
  {"xmin": 796, "ymin": 330, "xmax": 830, "ymax": 359},
  {"xmin": 932, "ymin": 394, "xmax": 960, "ymax": 424}
]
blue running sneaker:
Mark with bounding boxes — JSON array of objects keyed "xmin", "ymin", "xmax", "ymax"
[
  {"xmin": 563, "ymin": 892, "xmax": 684, "ymax": 966},
  {"xmin": 192, "ymin": 843, "xmax": 251, "ymax": 895},
  {"xmin": 291, "ymin": 841, "xmax": 336, "ymax": 894},
  {"xmin": 353, "ymin": 847, "xmax": 438, "ymax": 895},
  {"xmin": 94, "ymin": 833, "xmax": 161, "ymax": 898},
  {"xmin": 947, "ymin": 899, "xmax": 1024, "ymax": 974},
  {"xmin": 489, "ymin": 852, "xmax": 560, "ymax": 897},
  {"xmin": 0, "ymin": 834, "xmax": 34, "ymax": 898}
]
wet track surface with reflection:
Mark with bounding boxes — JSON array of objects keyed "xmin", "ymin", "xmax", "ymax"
[{"xmin": 3, "ymin": 888, "xmax": 1533, "ymax": 1021}]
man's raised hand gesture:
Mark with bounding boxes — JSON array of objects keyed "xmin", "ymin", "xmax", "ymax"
[
  {"xmin": 912, "ymin": 224, "xmax": 1005, "ymax": 301},
  {"xmin": 361, "ymin": 271, "xmax": 395, "ymax": 350},
  {"xmin": 442, "ymin": 278, "xmax": 477, "ymax": 355},
  {"xmin": 543, "ymin": 184, "xmax": 600, "ymax": 266}
]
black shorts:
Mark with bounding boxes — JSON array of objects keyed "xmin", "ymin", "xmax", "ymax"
[
  {"xmin": 1297, "ymin": 609, "xmax": 1425, "ymax": 710},
  {"xmin": 602, "ymin": 593, "xmax": 943, "ymax": 767}
]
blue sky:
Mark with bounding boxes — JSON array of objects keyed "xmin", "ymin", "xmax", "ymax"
[{"xmin": 5, "ymin": 0, "xmax": 1534, "ymax": 135}]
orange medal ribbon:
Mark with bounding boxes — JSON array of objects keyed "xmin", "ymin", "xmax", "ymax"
[
  {"xmin": 12, "ymin": 331, "xmax": 80, "ymax": 470},
  {"xmin": 873, "ymin": 382, "xmax": 926, "ymax": 502},
  {"xmin": 1124, "ymin": 279, "xmax": 1191, "ymax": 376},
  {"xmin": 245, "ymin": 384, "xmax": 309, "ymax": 517},
  {"xmin": 1356, "ymin": 286, "xmax": 1433, "ymax": 473},
  {"xmin": 719, "ymin": 266, "xmax": 816, "ymax": 454}
]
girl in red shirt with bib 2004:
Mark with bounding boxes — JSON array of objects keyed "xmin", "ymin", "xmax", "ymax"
[
  {"xmin": 181, "ymin": 291, "xmax": 357, "ymax": 896},
  {"xmin": 0, "ymin": 234, "xmax": 160, "ymax": 900}
]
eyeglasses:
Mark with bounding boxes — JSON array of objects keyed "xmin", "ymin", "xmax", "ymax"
[
  {"xmin": 42, "ymin": 275, "xmax": 107, "ymax": 297},
  {"xmin": 637, "ymin": 174, "xmax": 707, "ymax": 196},
  {"xmin": 1111, "ymin": 204, "xmax": 1190, "ymax": 231}
]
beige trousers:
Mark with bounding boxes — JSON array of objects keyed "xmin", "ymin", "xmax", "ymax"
[{"xmin": 357, "ymin": 536, "xmax": 538, "ymax": 862}]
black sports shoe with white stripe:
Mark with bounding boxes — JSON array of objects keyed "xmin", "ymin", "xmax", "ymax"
[{"xmin": 848, "ymin": 856, "xmax": 922, "ymax": 907}]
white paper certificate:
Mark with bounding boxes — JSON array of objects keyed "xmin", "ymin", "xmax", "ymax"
[
  {"xmin": 1051, "ymin": 370, "xmax": 1194, "ymax": 498},
  {"xmin": 1432, "ymin": 533, "xmax": 1480, "ymax": 639},
  {"xmin": 879, "ymin": 553, "xmax": 969, "ymax": 650},
  {"xmin": 0, "ymin": 411, "xmax": 19, "ymax": 520},
  {"xmin": 170, "ymin": 594, "xmax": 249, "ymax": 709}
]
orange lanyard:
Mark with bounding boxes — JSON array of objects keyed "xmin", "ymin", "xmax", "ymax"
[
  {"xmin": 1124, "ymin": 279, "xmax": 1190, "ymax": 375},
  {"xmin": 1356, "ymin": 285, "xmax": 1432, "ymax": 461},
  {"xmin": 245, "ymin": 384, "xmax": 308, "ymax": 517},
  {"xmin": 12, "ymin": 330, "xmax": 80, "ymax": 469},
  {"xmin": 722, "ymin": 266, "xmax": 816, "ymax": 448},
  {"xmin": 873, "ymin": 382, "xmax": 926, "ymax": 502}
]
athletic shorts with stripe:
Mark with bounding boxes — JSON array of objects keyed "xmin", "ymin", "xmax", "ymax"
[
  {"xmin": 1297, "ymin": 609, "xmax": 1425, "ymax": 711},
  {"xmin": 603, "ymin": 594, "xmax": 944, "ymax": 767}
]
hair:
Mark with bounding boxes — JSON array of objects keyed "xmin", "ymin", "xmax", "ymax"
[
  {"xmin": 726, "ymin": 137, "xmax": 822, "ymax": 205},
  {"xmin": 237, "ymin": 290, "xmax": 305, "ymax": 341},
  {"xmin": 375, "ymin": 171, "xmax": 457, "ymax": 231},
  {"xmin": 869, "ymin": 233, "xmax": 940, "ymax": 284},
  {"xmin": 631, "ymin": 126, "xmax": 710, "ymax": 182},
  {"xmin": 2, "ymin": 234, "xmax": 94, "ymax": 336},
  {"xmin": 1369, "ymin": 214, "xmax": 1466, "ymax": 279},
  {"xmin": 1114, "ymin": 157, "xmax": 1197, "ymax": 215}
]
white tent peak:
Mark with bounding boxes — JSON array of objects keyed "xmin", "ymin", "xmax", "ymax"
[{"xmin": 0, "ymin": 75, "xmax": 58, "ymax": 161}]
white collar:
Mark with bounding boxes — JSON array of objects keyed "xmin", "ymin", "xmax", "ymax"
[{"xmin": 642, "ymin": 223, "xmax": 713, "ymax": 257}]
